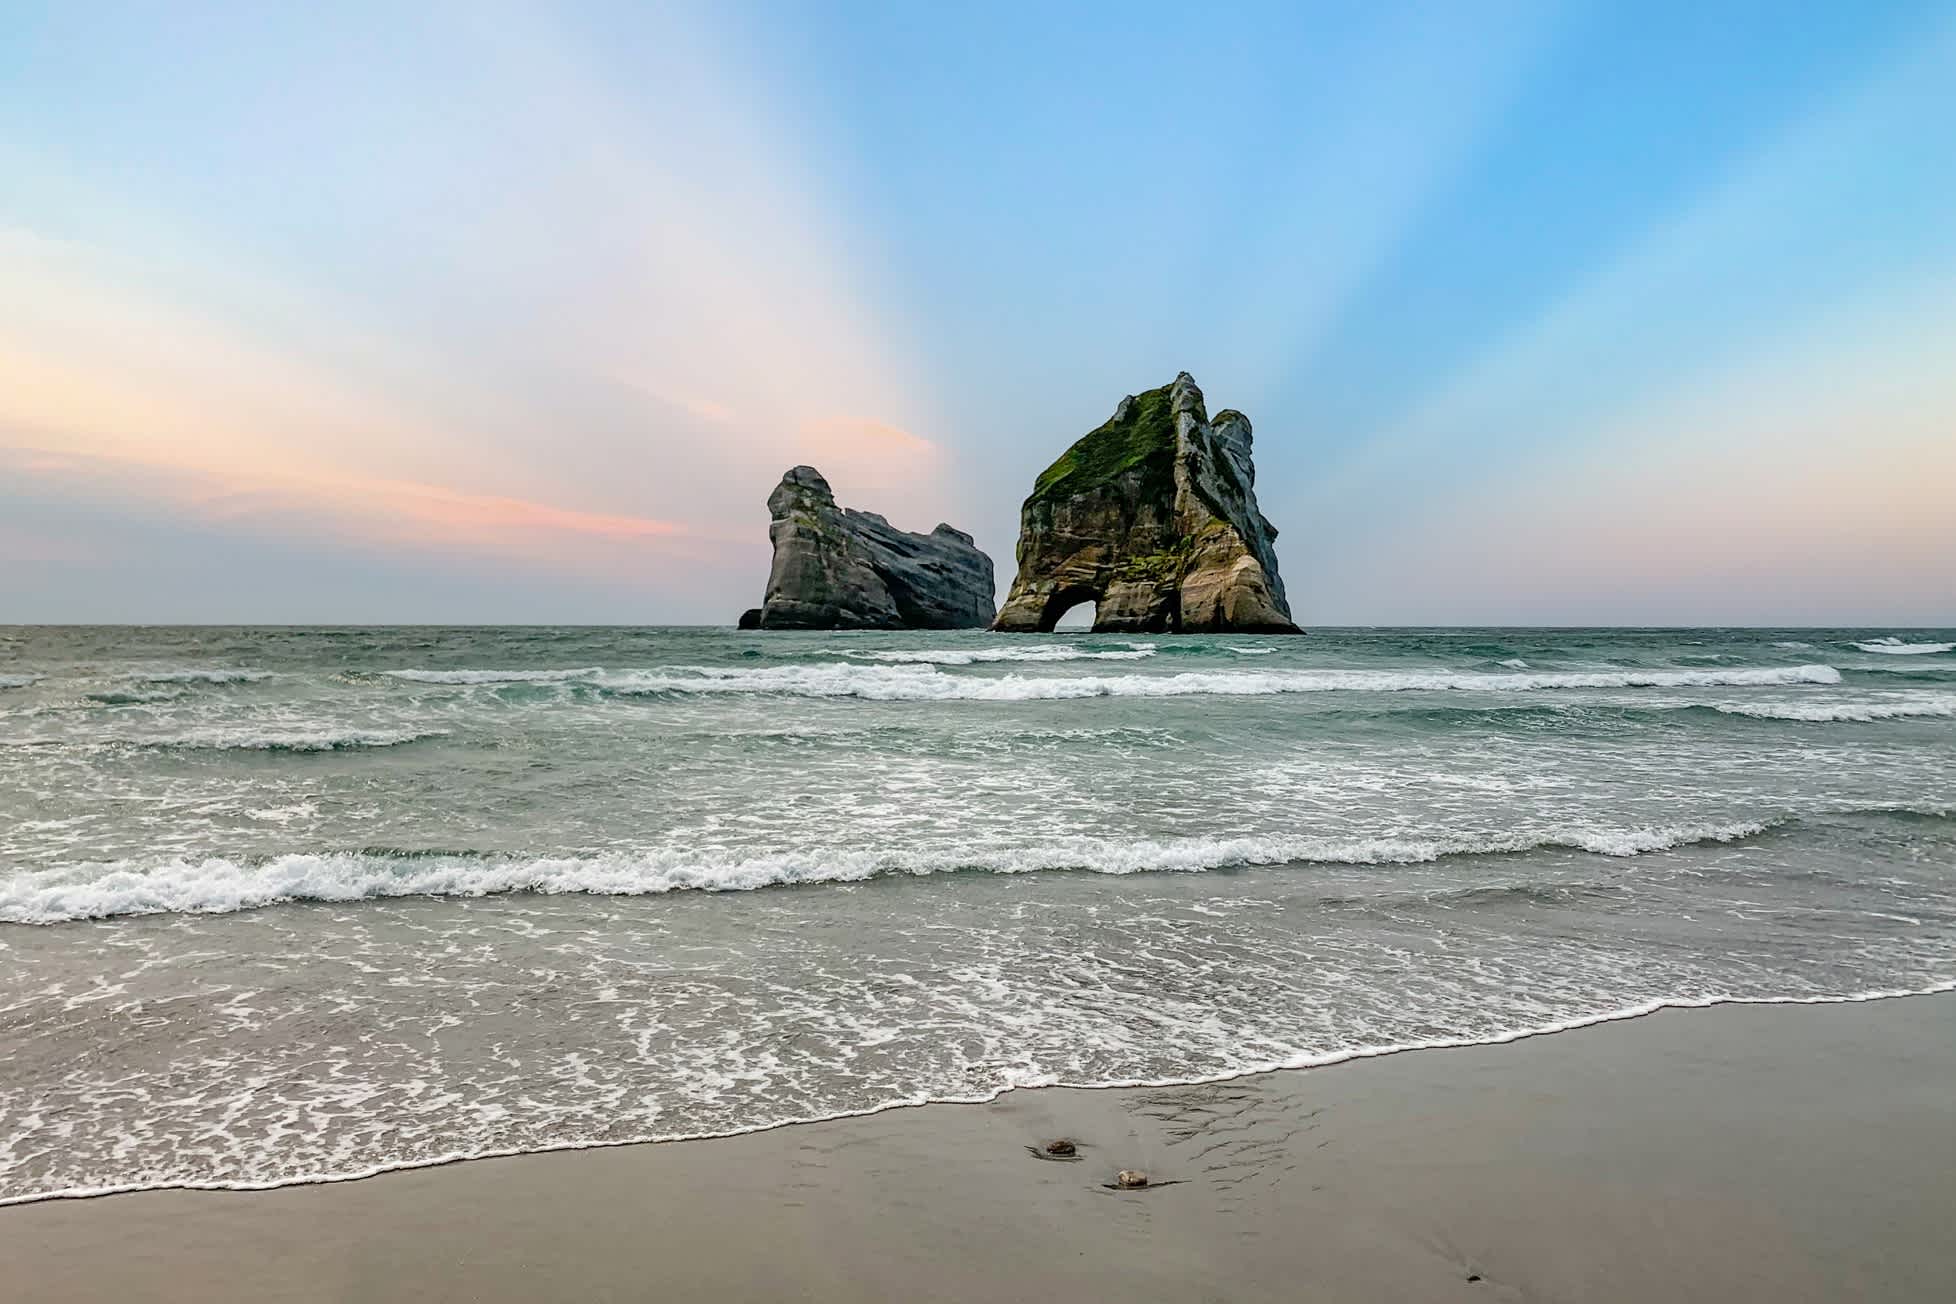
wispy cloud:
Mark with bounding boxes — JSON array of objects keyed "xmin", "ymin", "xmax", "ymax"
[
  {"xmin": 443, "ymin": 3, "xmax": 947, "ymax": 503},
  {"xmin": 0, "ymin": 1, "xmax": 941, "ymax": 601},
  {"xmin": 4, "ymin": 447, "xmax": 700, "ymax": 558},
  {"xmin": 799, "ymin": 416, "xmax": 935, "ymax": 454}
]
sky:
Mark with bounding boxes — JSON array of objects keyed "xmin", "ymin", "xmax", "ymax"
[{"xmin": 2, "ymin": 0, "xmax": 1952, "ymax": 626}]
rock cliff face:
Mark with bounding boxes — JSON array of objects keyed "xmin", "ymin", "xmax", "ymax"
[
  {"xmin": 993, "ymin": 373, "xmax": 1299, "ymax": 634},
  {"xmin": 749, "ymin": 466, "xmax": 996, "ymax": 629}
]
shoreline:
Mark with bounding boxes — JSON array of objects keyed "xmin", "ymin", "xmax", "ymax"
[
  {"xmin": 9, "ymin": 990, "xmax": 1955, "ymax": 1302},
  {"xmin": 5, "ymin": 980, "xmax": 1951, "ymax": 1210}
]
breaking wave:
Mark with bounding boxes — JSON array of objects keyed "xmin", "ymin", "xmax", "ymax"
[
  {"xmin": 370, "ymin": 662, "xmax": 1845, "ymax": 701},
  {"xmin": 383, "ymin": 667, "xmax": 601, "ymax": 684},
  {"xmin": 157, "ymin": 727, "xmax": 449, "ymax": 752},
  {"xmin": 85, "ymin": 690, "xmax": 184, "ymax": 706},
  {"xmin": 0, "ymin": 728, "xmax": 450, "ymax": 754},
  {"xmin": 1853, "ymin": 639, "xmax": 1954, "ymax": 656},
  {"xmin": 0, "ymin": 674, "xmax": 41, "ymax": 689},
  {"xmin": 130, "ymin": 669, "xmax": 275, "ymax": 684},
  {"xmin": 1711, "ymin": 697, "xmax": 1956, "ymax": 723},
  {"xmin": 1, "ymin": 820, "xmax": 1777, "ymax": 923},
  {"xmin": 600, "ymin": 663, "xmax": 1844, "ymax": 701},
  {"xmin": 822, "ymin": 646, "xmax": 1157, "ymax": 665}
]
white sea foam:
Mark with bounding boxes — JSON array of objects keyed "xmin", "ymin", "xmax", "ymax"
[
  {"xmin": 0, "ymin": 820, "xmax": 1773, "ymax": 923},
  {"xmin": 1773, "ymin": 641, "xmax": 1814, "ymax": 650},
  {"xmin": 1713, "ymin": 697, "xmax": 1956, "ymax": 723},
  {"xmin": 826, "ymin": 646, "xmax": 1157, "ymax": 664},
  {"xmin": 1228, "ymin": 647, "xmax": 1276, "ymax": 656},
  {"xmin": 1, "ymin": 727, "xmax": 445, "ymax": 753},
  {"xmin": 245, "ymin": 802, "xmax": 321, "ymax": 823},
  {"xmin": 1498, "ymin": 658, "xmax": 1529, "ymax": 669},
  {"xmin": 383, "ymin": 667, "xmax": 603, "ymax": 684},
  {"xmin": 7, "ymin": 981, "xmax": 1951, "ymax": 1210},
  {"xmin": 1853, "ymin": 638, "xmax": 1954, "ymax": 655},
  {"xmin": 579, "ymin": 662, "xmax": 1844, "ymax": 701},
  {"xmin": 0, "ymin": 673, "xmax": 41, "ymax": 689},
  {"xmin": 174, "ymin": 727, "xmax": 448, "ymax": 751},
  {"xmin": 367, "ymin": 661, "xmax": 1844, "ymax": 701}
]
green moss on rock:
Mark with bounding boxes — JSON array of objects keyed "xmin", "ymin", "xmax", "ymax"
[
  {"xmin": 1029, "ymin": 384, "xmax": 1178, "ymax": 506},
  {"xmin": 993, "ymin": 372, "xmax": 1298, "ymax": 634},
  {"xmin": 1117, "ymin": 540, "xmax": 1194, "ymax": 583}
]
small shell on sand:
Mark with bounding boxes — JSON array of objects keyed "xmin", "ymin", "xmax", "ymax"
[
  {"xmin": 1114, "ymin": 1169, "xmax": 1149, "ymax": 1189},
  {"xmin": 1043, "ymin": 1139, "xmax": 1076, "ymax": 1157}
]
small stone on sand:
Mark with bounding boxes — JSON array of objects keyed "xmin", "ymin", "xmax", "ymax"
[
  {"xmin": 1115, "ymin": 1169, "xmax": 1149, "ymax": 1189},
  {"xmin": 1043, "ymin": 1139, "xmax": 1076, "ymax": 1156}
]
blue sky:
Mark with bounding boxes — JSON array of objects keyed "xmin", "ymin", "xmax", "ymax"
[{"xmin": 3, "ymin": 0, "xmax": 1952, "ymax": 623}]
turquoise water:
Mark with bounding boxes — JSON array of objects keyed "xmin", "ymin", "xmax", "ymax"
[{"xmin": 2, "ymin": 625, "xmax": 1952, "ymax": 1202}]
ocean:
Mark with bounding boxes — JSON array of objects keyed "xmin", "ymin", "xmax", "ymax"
[{"xmin": 2, "ymin": 624, "xmax": 1952, "ymax": 1205}]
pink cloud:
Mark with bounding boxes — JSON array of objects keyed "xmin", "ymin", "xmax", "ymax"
[
  {"xmin": 4, "ymin": 446, "xmax": 708, "ymax": 569},
  {"xmin": 799, "ymin": 415, "xmax": 936, "ymax": 453}
]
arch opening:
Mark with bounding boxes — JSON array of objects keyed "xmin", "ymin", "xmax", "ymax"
[
  {"xmin": 1039, "ymin": 585, "xmax": 1102, "ymax": 633},
  {"xmin": 1050, "ymin": 599, "xmax": 1097, "ymax": 631}
]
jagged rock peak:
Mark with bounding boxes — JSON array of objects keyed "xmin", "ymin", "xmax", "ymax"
[
  {"xmin": 747, "ymin": 466, "xmax": 996, "ymax": 630},
  {"xmin": 993, "ymin": 373, "xmax": 1300, "ymax": 635},
  {"xmin": 769, "ymin": 464, "xmax": 835, "ymax": 509}
]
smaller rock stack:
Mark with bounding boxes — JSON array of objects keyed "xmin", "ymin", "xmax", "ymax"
[{"xmin": 741, "ymin": 466, "xmax": 996, "ymax": 630}]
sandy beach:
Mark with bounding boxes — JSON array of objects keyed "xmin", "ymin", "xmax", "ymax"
[{"xmin": 7, "ymin": 991, "xmax": 1952, "ymax": 1303}]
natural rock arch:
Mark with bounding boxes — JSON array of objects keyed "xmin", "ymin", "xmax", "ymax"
[{"xmin": 993, "ymin": 374, "xmax": 1299, "ymax": 635}]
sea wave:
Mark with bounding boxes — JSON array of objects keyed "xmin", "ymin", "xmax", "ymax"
[
  {"xmin": 1853, "ymin": 638, "xmax": 1954, "ymax": 655},
  {"xmin": 0, "ymin": 674, "xmax": 41, "ymax": 689},
  {"xmin": 821, "ymin": 646, "xmax": 1157, "ymax": 665},
  {"xmin": 1, "ymin": 728, "xmax": 448, "ymax": 754},
  {"xmin": 584, "ymin": 663, "xmax": 1845, "ymax": 701},
  {"xmin": 166, "ymin": 727, "xmax": 449, "ymax": 752},
  {"xmin": 130, "ymin": 669, "xmax": 275, "ymax": 684},
  {"xmin": 0, "ymin": 820, "xmax": 1775, "ymax": 923},
  {"xmin": 383, "ymin": 667, "xmax": 602, "ymax": 684},
  {"xmin": 1711, "ymin": 697, "xmax": 1956, "ymax": 723},
  {"xmin": 84, "ymin": 689, "xmax": 185, "ymax": 706},
  {"xmin": 365, "ymin": 662, "xmax": 1846, "ymax": 701},
  {"xmin": 1280, "ymin": 694, "xmax": 1956, "ymax": 728}
]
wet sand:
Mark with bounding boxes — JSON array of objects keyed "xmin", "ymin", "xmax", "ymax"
[{"xmin": 8, "ymin": 993, "xmax": 1955, "ymax": 1303}]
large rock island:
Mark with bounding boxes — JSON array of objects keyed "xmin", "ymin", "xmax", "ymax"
[
  {"xmin": 993, "ymin": 373, "xmax": 1301, "ymax": 634},
  {"xmin": 741, "ymin": 466, "xmax": 996, "ymax": 630}
]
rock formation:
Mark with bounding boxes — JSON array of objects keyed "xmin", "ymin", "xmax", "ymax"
[
  {"xmin": 746, "ymin": 466, "xmax": 996, "ymax": 629},
  {"xmin": 993, "ymin": 373, "xmax": 1300, "ymax": 634}
]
